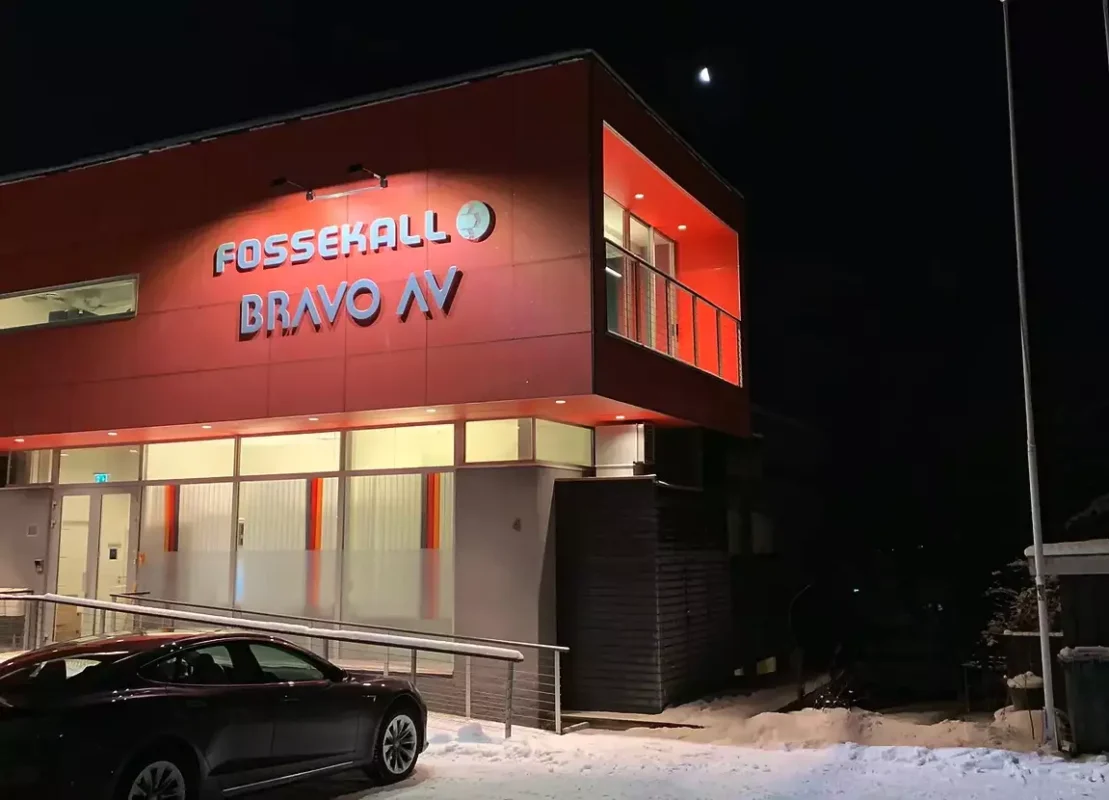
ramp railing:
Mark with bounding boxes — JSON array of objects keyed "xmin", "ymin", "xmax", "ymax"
[
  {"xmin": 1, "ymin": 589, "xmax": 568, "ymax": 736},
  {"xmin": 0, "ymin": 590, "xmax": 530, "ymax": 737}
]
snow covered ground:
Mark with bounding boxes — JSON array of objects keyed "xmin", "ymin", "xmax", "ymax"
[
  {"xmin": 6, "ymin": 647, "xmax": 1105, "ymax": 797},
  {"xmin": 257, "ymin": 714, "xmax": 1109, "ymax": 799}
]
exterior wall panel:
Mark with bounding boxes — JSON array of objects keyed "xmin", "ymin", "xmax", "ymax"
[{"xmin": 0, "ymin": 62, "xmax": 593, "ymax": 438}]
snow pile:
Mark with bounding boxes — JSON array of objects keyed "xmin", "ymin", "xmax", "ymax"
[
  {"xmin": 606, "ymin": 703, "xmax": 1046, "ymax": 752},
  {"xmin": 1007, "ymin": 671, "xmax": 1044, "ymax": 689},
  {"xmin": 1060, "ymin": 646, "xmax": 1109, "ymax": 661},
  {"xmin": 359, "ymin": 714, "xmax": 1109, "ymax": 800}
]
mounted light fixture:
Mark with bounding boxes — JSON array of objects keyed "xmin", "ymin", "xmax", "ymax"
[
  {"xmin": 271, "ymin": 176, "xmax": 314, "ymax": 201},
  {"xmin": 311, "ymin": 165, "xmax": 388, "ymax": 201},
  {"xmin": 271, "ymin": 165, "xmax": 387, "ymax": 203}
]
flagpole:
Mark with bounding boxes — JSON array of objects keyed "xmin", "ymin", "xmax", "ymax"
[{"xmin": 999, "ymin": 0, "xmax": 1057, "ymax": 748}]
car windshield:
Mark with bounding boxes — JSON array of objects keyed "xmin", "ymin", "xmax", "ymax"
[{"xmin": 0, "ymin": 651, "xmax": 130, "ymax": 692}]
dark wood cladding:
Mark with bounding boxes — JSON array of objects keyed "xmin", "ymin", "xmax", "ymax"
[{"xmin": 555, "ymin": 477, "xmax": 732, "ymax": 713}]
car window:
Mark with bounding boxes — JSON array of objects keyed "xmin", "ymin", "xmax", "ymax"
[
  {"xmin": 0, "ymin": 652, "xmax": 128, "ymax": 691},
  {"xmin": 141, "ymin": 644, "xmax": 243, "ymax": 685},
  {"xmin": 248, "ymin": 643, "xmax": 325, "ymax": 683}
]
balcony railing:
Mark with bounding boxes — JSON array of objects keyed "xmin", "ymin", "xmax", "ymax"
[{"xmin": 604, "ymin": 241, "xmax": 743, "ymax": 386}]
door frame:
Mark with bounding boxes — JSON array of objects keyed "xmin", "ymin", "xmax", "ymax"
[{"xmin": 45, "ymin": 485, "xmax": 141, "ymax": 640}]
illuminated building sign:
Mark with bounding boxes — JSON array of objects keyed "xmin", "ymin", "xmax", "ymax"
[{"xmin": 215, "ymin": 202, "xmax": 493, "ymax": 336}]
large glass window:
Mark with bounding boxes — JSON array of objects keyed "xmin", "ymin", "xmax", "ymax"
[
  {"xmin": 603, "ymin": 195, "xmax": 625, "ymax": 243},
  {"xmin": 349, "ymin": 424, "xmax": 454, "ymax": 470},
  {"xmin": 3, "ymin": 449, "xmax": 52, "ymax": 485},
  {"xmin": 464, "ymin": 419, "xmax": 533, "ymax": 463},
  {"xmin": 628, "ymin": 215, "xmax": 652, "ymax": 262},
  {"xmin": 138, "ymin": 482, "xmax": 234, "ymax": 608},
  {"xmin": 236, "ymin": 477, "xmax": 339, "ymax": 623},
  {"xmin": 341, "ymin": 472, "xmax": 454, "ymax": 672},
  {"xmin": 535, "ymin": 420, "xmax": 593, "ymax": 467},
  {"xmin": 239, "ymin": 432, "xmax": 340, "ymax": 476},
  {"xmin": 0, "ymin": 276, "xmax": 137, "ymax": 333},
  {"xmin": 605, "ymin": 243, "xmax": 632, "ymax": 339},
  {"xmin": 144, "ymin": 439, "xmax": 235, "ymax": 481},
  {"xmin": 58, "ymin": 445, "xmax": 140, "ymax": 484}
]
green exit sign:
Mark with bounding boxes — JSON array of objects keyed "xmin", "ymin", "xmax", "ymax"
[{"xmin": 93, "ymin": 473, "xmax": 110, "ymax": 483}]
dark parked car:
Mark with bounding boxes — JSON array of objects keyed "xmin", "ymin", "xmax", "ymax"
[{"xmin": 0, "ymin": 631, "xmax": 427, "ymax": 799}]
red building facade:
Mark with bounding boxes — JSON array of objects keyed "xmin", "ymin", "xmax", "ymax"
[{"xmin": 0, "ymin": 54, "xmax": 745, "ymax": 674}]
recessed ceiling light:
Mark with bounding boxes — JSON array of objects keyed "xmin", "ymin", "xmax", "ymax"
[
  {"xmin": 14, "ymin": 437, "xmax": 25, "ymax": 443},
  {"xmin": 308, "ymin": 417, "xmax": 320, "ymax": 422},
  {"xmin": 634, "ymin": 193, "xmax": 644, "ymax": 200},
  {"xmin": 677, "ymin": 224, "xmax": 688, "ymax": 231},
  {"xmin": 60, "ymin": 453, "xmax": 69, "ymax": 458},
  {"xmin": 107, "ymin": 431, "xmax": 118, "ymax": 437},
  {"xmin": 554, "ymin": 399, "xmax": 567, "ymax": 405},
  {"xmin": 201, "ymin": 424, "xmax": 213, "ymax": 430},
  {"xmin": 698, "ymin": 67, "xmax": 712, "ymax": 84},
  {"xmin": 129, "ymin": 449, "xmax": 139, "ymax": 454},
  {"xmin": 425, "ymin": 408, "xmax": 437, "ymax": 414},
  {"xmin": 615, "ymin": 415, "xmax": 626, "ymax": 421}
]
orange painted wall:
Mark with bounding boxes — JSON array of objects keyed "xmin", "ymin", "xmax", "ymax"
[{"xmin": 0, "ymin": 63, "xmax": 593, "ymax": 438}]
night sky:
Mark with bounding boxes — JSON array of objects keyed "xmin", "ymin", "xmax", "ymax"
[{"xmin": 3, "ymin": 3, "xmax": 1108, "ymax": 650}]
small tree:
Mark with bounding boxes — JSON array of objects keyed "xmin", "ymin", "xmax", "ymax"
[{"xmin": 982, "ymin": 559, "xmax": 1060, "ymax": 647}]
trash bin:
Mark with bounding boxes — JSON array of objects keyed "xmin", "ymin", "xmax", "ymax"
[{"xmin": 1057, "ymin": 647, "xmax": 1109, "ymax": 754}]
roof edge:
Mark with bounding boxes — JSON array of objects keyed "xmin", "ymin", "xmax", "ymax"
[
  {"xmin": 586, "ymin": 50, "xmax": 744, "ymax": 202},
  {"xmin": 0, "ymin": 49, "xmax": 742, "ymax": 202}
]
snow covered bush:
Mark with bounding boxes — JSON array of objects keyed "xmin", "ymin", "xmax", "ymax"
[{"xmin": 981, "ymin": 559, "xmax": 1059, "ymax": 647}]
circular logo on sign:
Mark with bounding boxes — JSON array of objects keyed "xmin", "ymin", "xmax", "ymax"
[{"xmin": 456, "ymin": 201, "xmax": 495, "ymax": 242}]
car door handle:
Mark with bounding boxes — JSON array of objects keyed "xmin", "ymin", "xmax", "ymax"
[
  {"xmin": 281, "ymin": 696, "xmax": 299, "ymax": 703},
  {"xmin": 185, "ymin": 699, "xmax": 207, "ymax": 709}
]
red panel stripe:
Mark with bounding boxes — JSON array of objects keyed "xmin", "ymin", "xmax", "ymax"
[
  {"xmin": 307, "ymin": 478, "xmax": 323, "ymax": 612},
  {"xmin": 307, "ymin": 478, "xmax": 324, "ymax": 551},
  {"xmin": 163, "ymin": 485, "xmax": 179, "ymax": 553},
  {"xmin": 421, "ymin": 473, "xmax": 441, "ymax": 620},
  {"xmin": 426, "ymin": 472, "xmax": 440, "ymax": 551}
]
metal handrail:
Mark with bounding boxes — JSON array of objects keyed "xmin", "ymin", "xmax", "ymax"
[
  {"xmin": 111, "ymin": 592, "xmax": 569, "ymax": 653},
  {"xmin": 15, "ymin": 593, "xmax": 523, "ymax": 662},
  {"xmin": 604, "ymin": 238, "xmax": 742, "ymax": 325},
  {"xmin": 604, "ymin": 238, "xmax": 743, "ymax": 386}
]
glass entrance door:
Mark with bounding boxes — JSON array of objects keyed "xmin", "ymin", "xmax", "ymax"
[{"xmin": 51, "ymin": 488, "xmax": 139, "ymax": 642}]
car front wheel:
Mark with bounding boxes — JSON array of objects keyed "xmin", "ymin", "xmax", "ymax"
[{"xmin": 368, "ymin": 705, "xmax": 421, "ymax": 783}]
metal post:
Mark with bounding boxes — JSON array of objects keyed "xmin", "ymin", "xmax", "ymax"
[
  {"xmin": 504, "ymin": 662, "xmax": 515, "ymax": 739},
  {"xmin": 715, "ymin": 309, "xmax": 723, "ymax": 376},
  {"xmin": 660, "ymin": 280, "xmax": 669, "ymax": 355},
  {"xmin": 410, "ymin": 649, "xmax": 418, "ymax": 688},
  {"xmin": 383, "ymin": 647, "xmax": 390, "ymax": 676},
  {"xmin": 738, "ymin": 321, "xmax": 744, "ymax": 387},
  {"xmin": 21, "ymin": 599, "xmax": 33, "ymax": 651},
  {"xmin": 691, "ymin": 298, "xmax": 699, "ymax": 366},
  {"xmin": 554, "ymin": 650, "xmax": 562, "ymax": 734},
  {"xmin": 465, "ymin": 656, "xmax": 473, "ymax": 719},
  {"xmin": 1001, "ymin": 0, "xmax": 1056, "ymax": 748},
  {"xmin": 1103, "ymin": 0, "xmax": 1109, "ymax": 76}
]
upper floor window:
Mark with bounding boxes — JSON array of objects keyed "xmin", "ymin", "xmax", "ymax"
[
  {"xmin": 603, "ymin": 196, "xmax": 675, "ymax": 275},
  {"xmin": 0, "ymin": 276, "xmax": 138, "ymax": 334}
]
